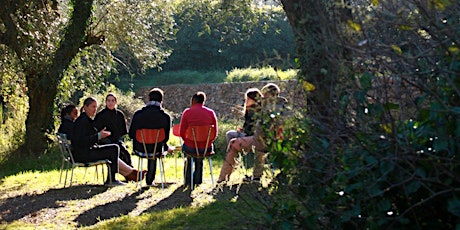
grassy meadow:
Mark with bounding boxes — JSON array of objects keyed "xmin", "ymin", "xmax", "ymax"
[{"xmin": 0, "ymin": 120, "xmax": 275, "ymax": 229}]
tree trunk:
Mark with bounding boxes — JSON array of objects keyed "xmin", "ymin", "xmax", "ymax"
[
  {"xmin": 281, "ymin": 0, "xmax": 351, "ymax": 122},
  {"xmin": 20, "ymin": 0, "xmax": 95, "ymax": 156},
  {"xmin": 22, "ymin": 74, "xmax": 57, "ymax": 155}
]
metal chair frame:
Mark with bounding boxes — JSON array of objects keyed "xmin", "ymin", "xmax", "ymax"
[
  {"xmin": 57, "ymin": 133, "xmax": 113, "ymax": 187},
  {"xmin": 134, "ymin": 128, "xmax": 167, "ymax": 190},
  {"xmin": 182, "ymin": 125, "xmax": 216, "ymax": 188}
]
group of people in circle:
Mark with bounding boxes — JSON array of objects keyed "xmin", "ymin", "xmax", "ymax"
[{"xmin": 58, "ymin": 82, "xmax": 287, "ymax": 187}]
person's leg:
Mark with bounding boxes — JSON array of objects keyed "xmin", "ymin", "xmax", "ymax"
[
  {"xmin": 146, "ymin": 158, "xmax": 157, "ymax": 185},
  {"xmin": 184, "ymin": 156, "xmax": 192, "ymax": 185},
  {"xmin": 217, "ymin": 136, "xmax": 254, "ymax": 182},
  {"xmin": 89, "ymin": 145, "xmax": 119, "ymax": 182},
  {"xmin": 118, "ymin": 159, "xmax": 133, "ymax": 176},
  {"xmin": 117, "ymin": 141, "xmax": 133, "ymax": 167},
  {"xmin": 193, "ymin": 158, "xmax": 203, "ymax": 185}
]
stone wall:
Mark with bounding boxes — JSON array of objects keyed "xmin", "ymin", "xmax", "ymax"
[{"xmin": 137, "ymin": 80, "xmax": 306, "ymax": 121}]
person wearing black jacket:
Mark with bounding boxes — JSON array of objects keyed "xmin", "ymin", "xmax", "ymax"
[
  {"xmin": 94, "ymin": 93, "xmax": 132, "ymax": 167},
  {"xmin": 72, "ymin": 97, "xmax": 144, "ymax": 186},
  {"xmin": 58, "ymin": 103, "xmax": 79, "ymax": 139},
  {"xmin": 129, "ymin": 88, "xmax": 174, "ymax": 186}
]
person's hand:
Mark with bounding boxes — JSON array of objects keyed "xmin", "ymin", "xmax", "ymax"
[
  {"xmin": 167, "ymin": 145, "xmax": 175, "ymax": 154},
  {"xmin": 99, "ymin": 128, "xmax": 111, "ymax": 139}
]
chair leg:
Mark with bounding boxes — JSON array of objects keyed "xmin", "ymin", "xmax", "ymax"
[
  {"xmin": 138, "ymin": 157, "xmax": 143, "ymax": 191},
  {"xmin": 70, "ymin": 166, "xmax": 75, "ymax": 187},
  {"xmin": 183, "ymin": 156, "xmax": 188, "ymax": 186},
  {"xmin": 64, "ymin": 162, "xmax": 70, "ymax": 188},
  {"xmin": 191, "ymin": 157, "xmax": 194, "ymax": 189},
  {"xmin": 158, "ymin": 157, "xmax": 165, "ymax": 190},
  {"xmin": 175, "ymin": 152, "xmax": 178, "ymax": 180},
  {"xmin": 208, "ymin": 157, "xmax": 214, "ymax": 187},
  {"xmin": 107, "ymin": 164, "xmax": 112, "ymax": 185},
  {"xmin": 59, "ymin": 158, "xmax": 65, "ymax": 184}
]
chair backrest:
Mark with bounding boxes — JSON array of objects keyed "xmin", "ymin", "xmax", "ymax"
[
  {"xmin": 57, "ymin": 133, "xmax": 75, "ymax": 164},
  {"xmin": 172, "ymin": 124, "xmax": 181, "ymax": 137},
  {"xmin": 135, "ymin": 128, "xmax": 166, "ymax": 154},
  {"xmin": 185, "ymin": 125, "xmax": 216, "ymax": 157}
]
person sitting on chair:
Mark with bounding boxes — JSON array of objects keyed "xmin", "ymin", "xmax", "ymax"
[
  {"xmin": 72, "ymin": 97, "xmax": 145, "ymax": 186},
  {"xmin": 225, "ymin": 88, "xmax": 262, "ymax": 144},
  {"xmin": 129, "ymin": 88, "xmax": 174, "ymax": 186},
  {"xmin": 58, "ymin": 103, "xmax": 79, "ymax": 139},
  {"xmin": 94, "ymin": 93, "xmax": 133, "ymax": 167},
  {"xmin": 179, "ymin": 91, "xmax": 218, "ymax": 187},
  {"xmin": 218, "ymin": 83, "xmax": 287, "ymax": 183}
]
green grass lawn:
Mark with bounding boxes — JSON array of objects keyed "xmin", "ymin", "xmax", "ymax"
[{"xmin": 0, "ymin": 138, "xmax": 274, "ymax": 229}]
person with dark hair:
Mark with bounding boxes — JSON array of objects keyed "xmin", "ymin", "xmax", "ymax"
[
  {"xmin": 179, "ymin": 91, "xmax": 218, "ymax": 187},
  {"xmin": 129, "ymin": 88, "xmax": 174, "ymax": 186},
  {"xmin": 225, "ymin": 88, "xmax": 262, "ymax": 144},
  {"xmin": 58, "ymin": 103, "xmax": 79, "ymax": 139},
  {"xmin": 94, "ymin": 93, "xmax": 132, "ymax": 167},
  {"xmin": 72, "ymin": 97, "xmax": 144, "ymax": 186},
  {"xmin": 218, "ymin": 83, "xmax": 288, "ymax": 183}
]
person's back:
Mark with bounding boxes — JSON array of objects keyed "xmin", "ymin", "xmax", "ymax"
[
  {"xmin": 130, "ymin": 102, "xmax": 171, "ymax": 153},
  {"xmin": 180, "ymin": 91, "xmax": 218, "ymax": 187},
  {"xmin": 129, "ymin": 88, "xmax": 171, "ymax": 154},
  {"xmin": 180, "ymin": 92, "xmax": 218, "ymax": 150}
]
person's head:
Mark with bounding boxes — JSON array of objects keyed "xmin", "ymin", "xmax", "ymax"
[
  {"xmin": 245, "ymin": 88, "xmax": 262, "ymax": 104},
  {"xmin": 105, "ymin": 93, "xmax": 117, "ymax": 110},
  {"xmin": 148, "ymin": 88, "xmax": 164, "ymax": 102},
  {"xmin": 261, "ymin": 83, "xmax": 280, "ymax": 98},
  {"xmin": 60, "ymin": 103, "xmax": 78, "ymax": 121},
  {"xmin": 81, "ymin": 97, "xmax": 98, "ymax": 117},
  {"xmin": 191, "ymin": 91, "xmax": 206, "ymax": 106}
]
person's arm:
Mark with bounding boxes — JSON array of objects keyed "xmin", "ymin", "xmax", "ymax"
[
  {"xmin": 211, "ymin": 110, "xmax": 218, "ymax": 141},
  {"xmin": 128, "ymin": 113, "xmax": 137, "ymax": 140},
  {"xmin": 120, "ymin": 111, "xmax": 128, "ymax": 136},
  {"xmin": 72, "ymin": 117, "xmax": 98, "ymax": 150},
  {"xmin": 179, "ymin": 109, "xmax": 188, "ymax": 140}
]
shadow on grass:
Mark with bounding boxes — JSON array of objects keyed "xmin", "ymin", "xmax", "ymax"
[{"xmin": 0, "ymin": 185, "xmax": 108, "ymax": 223}]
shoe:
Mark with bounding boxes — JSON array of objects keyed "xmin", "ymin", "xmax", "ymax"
[
  {"xmin": 243, "ymin": 175, "xmax": 261, "ymax": 183},
  {"xmin": 125, "ymin": 170, "xmax": 140, "ymax": 182},
  {"xmin": 140, "ymin": 170, "xmax": 147, "ymax": 180},
  {"xmin": 146, "ymin": 182, "xmax": 157, "ymax": 187},
  {"xmin": 105, "ymin": 180, "xmax": 127, "ymax": 186}
]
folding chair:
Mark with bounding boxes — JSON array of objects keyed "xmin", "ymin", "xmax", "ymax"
[
  {"xmin": 134, "ymin": 128, "xmax": 167, "ymax": 190},
  {"xmin": 183, "ymin": 125, "xmax": 217, "ymax": 189},
  {"xmin": 57, "ymin": 133, "xmax": 113, "ymax": 187}
]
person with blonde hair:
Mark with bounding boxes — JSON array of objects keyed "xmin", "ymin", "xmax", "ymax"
[{"xmin": 225, "ymin": 88, "xmax": 262, "ymax": 144}]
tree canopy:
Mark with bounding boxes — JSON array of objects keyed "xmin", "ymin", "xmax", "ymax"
[{"xmin": 0, "ymin": 0, "xmax": 175, "ymax": 155}]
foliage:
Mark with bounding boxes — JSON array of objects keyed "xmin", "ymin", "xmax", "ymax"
[
  {"xmin": 225, "ymin": 67, "xmax": 297, "ymax": 82},
  {"xmin": 0, "ymin": 0, "xmax": 175, "ymax": 155},
  {"xmin": 0, "ymin": 64, "xmax": 28, "ymax": 158},
  {"xmin": 158, "ymin": 0, "xmax": 295, "ymax": 72},
  {"xmin": 269, "ymin": 0, "xmax": 460, "ymax": 228}
]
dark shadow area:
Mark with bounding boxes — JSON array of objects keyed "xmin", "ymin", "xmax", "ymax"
[
  {"xmin": 0, "ymin": 185, "xmax": 108, "ymax": 223},
  {"xmin": 73, "ymin": 189, "xmax": 143, "ymax": 227},
  {"xmin": 145, "ymin": 185, "xmax": 193, "ymax": 212}
]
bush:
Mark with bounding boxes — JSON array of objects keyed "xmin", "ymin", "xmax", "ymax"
[{"xmin": 226, "ymin": 67, "xmax": 297, "ymax": 82}]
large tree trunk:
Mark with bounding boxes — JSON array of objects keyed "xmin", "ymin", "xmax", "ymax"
[
  {"xmin": 21, "ymin": 0, "xmax": 95, "ymax": 156},
  {"xmin": 23, "ymin": 74, "xmax": 58, "ymax": 155},
  {"xmin": 281, "ymin": 0, "xmax": 352, "ymax": 123}
]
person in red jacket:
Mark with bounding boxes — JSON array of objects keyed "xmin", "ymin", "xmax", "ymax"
[{"xmin": 179, "ymin": 91, "xmax": 218, "ymax": 187}]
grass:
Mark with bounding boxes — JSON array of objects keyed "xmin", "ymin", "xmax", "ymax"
[{"xmin": 0, "ymin": 125, "xmax": 275, "ymax": 229}]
